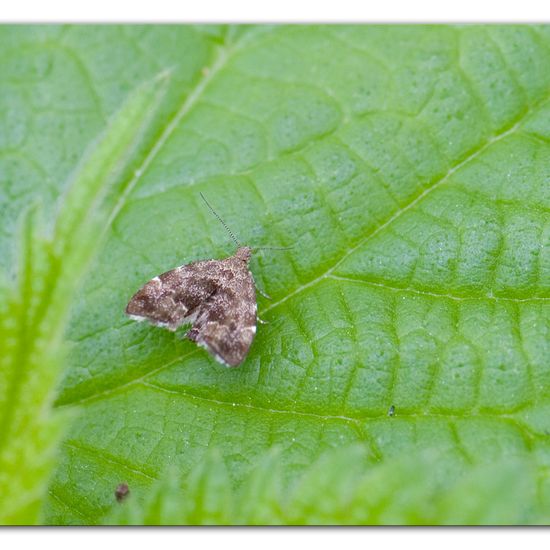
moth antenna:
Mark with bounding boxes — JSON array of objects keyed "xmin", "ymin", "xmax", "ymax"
[
  {"xmin": 252, "ymin": 245, "xmax": 294, "ymax": 252},
  {"xmin": 200, "ymin": 192, "xmax": 241, "ymax": 248}
]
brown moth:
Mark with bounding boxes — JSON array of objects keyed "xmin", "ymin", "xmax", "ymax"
[{"xmin": 126, "ymin": 194, "xmax": 262, "ymax": 367}]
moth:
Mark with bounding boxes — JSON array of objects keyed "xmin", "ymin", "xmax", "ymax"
[{"xmin": 125, "ymin": 194, "xmax": 287, "ymax": 367}]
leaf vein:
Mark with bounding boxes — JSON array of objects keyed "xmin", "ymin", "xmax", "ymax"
[{"xmin": 263, "ymin": 96, "xmax": 550, "ymax": 315}]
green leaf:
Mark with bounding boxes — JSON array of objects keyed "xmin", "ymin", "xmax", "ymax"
[
  {"xmin": 1, "ymin": 25, "xmax": 550, "ymax": 525},
  {"xmin": 105, "ymin": 444, "xmax": 545, "ymax": 525},
  {"xmin": 0, "ymin": 51, "xmax": 171, "ymax": 522}
]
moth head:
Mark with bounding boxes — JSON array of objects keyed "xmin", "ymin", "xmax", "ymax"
[{"xmin": 236, "ymin": 246, "xmax": 252, "ymax": 263}]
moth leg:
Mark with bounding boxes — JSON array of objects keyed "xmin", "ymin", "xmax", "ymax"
[
  {"xmin": 258, "ymin": 317, "xmax": 269, "ymax": 325},
  {"xmin": 256, "ymin": 286, "xmax": 271, "ymax": 300},
  {"xmin": 186, "ymin": 327, "xmax": 200, "ymax": 341}
]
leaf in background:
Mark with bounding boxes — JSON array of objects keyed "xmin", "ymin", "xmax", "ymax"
[
  {"xmin": 0, "ymin": 57, "xmax": 171, "ymax": 523},
  {"xmin": 1, "ymin": 25, "xmax": 550, "ymax": 525},
  {"xmin": 106, "ymin": 444, "xmax": 542, "ymax": 525}
]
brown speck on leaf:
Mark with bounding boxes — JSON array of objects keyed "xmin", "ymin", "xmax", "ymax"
[{"xmin": 115, "ymin": 482, "xmax": 130, "ymax": 502}]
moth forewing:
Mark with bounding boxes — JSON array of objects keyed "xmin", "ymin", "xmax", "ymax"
[{"xmin": 125, "ymin": 246, "xmax": 258, "ymax": 367}]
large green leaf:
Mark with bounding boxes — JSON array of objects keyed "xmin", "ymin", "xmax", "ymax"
[{"xmin": 1, "ymin": 25, "xmax": 550, "ymax": 525}]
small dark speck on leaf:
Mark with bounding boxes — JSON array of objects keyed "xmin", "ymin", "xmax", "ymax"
[
  {"xmin": 388, "ymin": 405, "xmax": 395, "ymax": 417},
  {"xmin": 115, "ymin": 482, "xmax": 130, "ymax": 503}
]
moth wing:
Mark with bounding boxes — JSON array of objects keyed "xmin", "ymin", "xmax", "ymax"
[
  {"xmin": 188, "ymin": 269, "xmax": 257, "ymax": 367},
  {"xmin": 125, "ymin": 259, "xmax": 223, "ymax": 331}
]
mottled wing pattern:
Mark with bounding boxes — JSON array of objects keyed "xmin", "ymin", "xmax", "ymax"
[
  {"xmin": 126, "ymin": 248, "xmax": 258, "ymax": 367},
  {"xmin": 187, "ymin": 257, "xmax": 257, "ymax": 367},
  {"xmin": 125, "ymin": 259, "xmax": 224, "ymax": 331}
]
